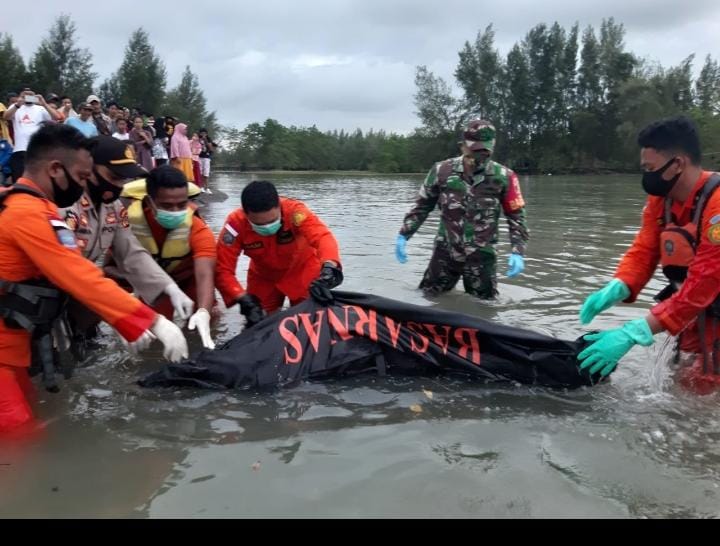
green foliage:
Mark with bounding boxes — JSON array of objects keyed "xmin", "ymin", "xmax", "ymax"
[
  {"xmin": 163, "ymin": 66, "xmax": 218, "ymax": 134},
  {"xmin": 26, "ymin": 15, "xmax": 96, "ymax": 102},
  {"xmin": 216, "ymin": 119, "xmax": 432, "ymax": 173},
  {"xmin": 113, "ymin": 28, "xmax": 167, "ymax": 114},
  {"xmin": 415, "ymin": 19, "xmax": 720, "ymax": 174},
  {"xmin": 6, "ymin": 17, "xmax": 720, "ymax": 175},
  {"xmin": 0, "ymin": 33, "xmax": 27, "ymax": 99}
]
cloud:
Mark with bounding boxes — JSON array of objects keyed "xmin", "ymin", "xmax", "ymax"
[{"xmin": 4, "ymin": 0, "xmax": 719, "ymax": 132}]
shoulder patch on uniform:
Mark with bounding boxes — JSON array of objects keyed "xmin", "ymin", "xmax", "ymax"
[
  {"xmin": 707, "ymin": 224, "xmax": 720, "ymax": 244},
  {"xmin": 49, "ymin": 217, "xmax": 78, "ymax": 249},
  {"xmin": 57, "ymin": 229, "xmax": 78, "ymax": 249},
  {"xmin": 50, "ymin": 219, "xmax": 70, "ymax": 230},
  {"xmin": 710, "ymin": 214, "xmax": 720, "ymax": 225},
  {"xmin": 106, "ymin": 211, "xmax": 117, "ymax": 225},
  {"xmin": 222, "ymin": 230, "xmax": 236, "ymax": 245},
  {"xmin": 292, "ymin": 212, "xmax": 306, "ymax": 226},
  {"xmin": 224, "ymin": 223, "xmax": 239, "ymax": 237}
]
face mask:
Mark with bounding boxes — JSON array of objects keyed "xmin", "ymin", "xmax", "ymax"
[
  {"xmin": 155, "ymin": 207, "xmax": 188, "ymax": 230},
  {"xmin": 50, "ymin": 165, "xmax": 85, "ymax": 207},
  {"xmin": 250, "ymin": 217, "xmax": 282, "ymax": 237},
  {"xmin": 642, "ymin": 157, "xmax": 681, "ymax": 197},
  {"xmin": 88, "ymin": 168, "xmax": 123, "ymax": 204}
]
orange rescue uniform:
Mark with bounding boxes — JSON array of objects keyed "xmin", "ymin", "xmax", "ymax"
[
  {"xmin": 0, "ymin": 178, "xmax": 156, "ymax": 430},
  {"xmin": 216, "ymin": 198, "xmax": 341, "ymax": 312},
  {"xmin": 614, "ymin": 171, "xmax": 720, "ymax": 352},
  {"xmin": 141, "ymin": 203, "xmax": 217, "ymax": 319}
]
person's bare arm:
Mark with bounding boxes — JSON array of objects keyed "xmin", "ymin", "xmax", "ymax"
[
  {"xmin": 3, "ymin": 102, "xmax": 20, "ymax": 121},
  {"xmin": 37, "ymin": 95, "xmax": 63, "ymax": 121}
]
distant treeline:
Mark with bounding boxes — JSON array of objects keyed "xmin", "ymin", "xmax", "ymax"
[{"xmin": 217, "ymin": 18, "xmax": 720, "ymax": 174}]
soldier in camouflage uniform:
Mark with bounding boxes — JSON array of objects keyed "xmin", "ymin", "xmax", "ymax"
[{"xmin": 395, "ymin": 120, "xmax": 529, "ymax": 299}]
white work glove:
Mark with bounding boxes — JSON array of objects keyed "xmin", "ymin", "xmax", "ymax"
[
  {"xmin": 149, "ymin": 315, "xmax": 189, "ymax": 363},
  {"xmin": 125, "ymin": 330, "xmax": 156, "ymax": 354},
  {"xmin": 188, "ymin": 308, "xmax": 215, "ymax": 350},
  {"xmin": 164, "ymin": 283, "xmax": 194, "ymax": 321}
]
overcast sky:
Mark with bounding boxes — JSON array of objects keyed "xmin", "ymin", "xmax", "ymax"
[{"xmin": 3, "ymin": 0, "xmax": 719, "ymax": 133}]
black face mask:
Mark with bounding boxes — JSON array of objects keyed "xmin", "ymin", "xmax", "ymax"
[
  {"xmin": 88, "ymin": 168, "xmax": 123, "ymax": 204},
  {"xmin": 642, "ymin": 157, "xmax": 681, "ymax": 197},
  {"xmin": 50, "ymin": 165, "xmax": 86, "ymax": 208}
]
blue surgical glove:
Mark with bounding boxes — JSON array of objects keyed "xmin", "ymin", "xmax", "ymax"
[
  {"xmin": 506, "ymin": 252, "xmax": 524, "ymax": 278},
  {"xmin": 395, "ymin": 234, "xmax": 408, "ymax": 264},
  {"xmin": 579, "ymin": 279, "xmax": 631, "ymax": 325},
  {"xmin": 578, "ymin": 318, "xmax": 654, "ymax": 377}
]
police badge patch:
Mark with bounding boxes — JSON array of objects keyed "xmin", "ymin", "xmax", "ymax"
[
  {"xmin": 119, "ymin": 207, "xmax": 129, "ymax": 228},
  {"xmin": 65, "ymin": 210, "xmax": 79, "ymax": 231}
]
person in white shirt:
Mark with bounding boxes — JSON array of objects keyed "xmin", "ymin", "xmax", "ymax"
[
  {"xmin": 65, "ymin": 102, "xmax": 99, "ymax": 138},
  {"xmin": 2, "ymin": 89, "xmax": 62, "ymax": 182},
  {"xmin": 112, "ymin": 117, "xmax": 131, "ymax": 141}
]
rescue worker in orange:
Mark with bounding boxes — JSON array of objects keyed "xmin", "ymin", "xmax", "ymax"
[
  {"xmin": 124, "ymin": 165, "xmax": 217, "ymax": 349},
  {"xmin": 60, "ymin": 137, "xmax": 195, "ymax": 357},
  {"xmin": 216, "ymin": 180, "xmax": 343, "ymax": 327},
  {"xmin": 0, "ymin": 124, "xmax": 188, "ymax": 433},
  {"xmin": 578, "ymin": 116, "xmax": 720, "ymax": 393}
]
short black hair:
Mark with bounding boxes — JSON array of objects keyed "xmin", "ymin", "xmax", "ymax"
[
  {"xmin": 146, "ymin": 165, "xmax": 188, "ymax": 198},
  {"xmin": 25, "ymin": 124, "xmax": 91, "ymax": 167},
  {"xmin": 637, "ymin": 116, "xmax": 702, "ymax": 165},
  {"xmin": 59, "ymin": 95, "xmax": 71, "ymax": 102},
  {"xmin": 241, "ymin": 180, "xmax": 279, "ymax": 213},
  {"xmin": 106, "ymin": 101, "xmax": 119, "ymax": 109}
]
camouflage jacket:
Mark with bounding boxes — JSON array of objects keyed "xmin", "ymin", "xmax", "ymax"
[{"xmin": 400, "ymin": 156, "xmax": 529, "ymax": 261}]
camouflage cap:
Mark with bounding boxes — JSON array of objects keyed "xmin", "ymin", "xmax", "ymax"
[{"xmin": 462, "ymin": 119, "xmax": 496, "ymax": 152}]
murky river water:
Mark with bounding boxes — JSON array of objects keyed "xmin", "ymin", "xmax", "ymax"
[{"xmin": 1, "ymin": 172, "xmax": 718, "ymax": 518}]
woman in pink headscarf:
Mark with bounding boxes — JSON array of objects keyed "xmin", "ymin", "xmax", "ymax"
[
  {"xmin": 190, "ymin": 131, "xmax": 203, "ymax": 187},
  {"xmin": 169, "ymin": 122, "xmax": 194, "ymax": 182}
]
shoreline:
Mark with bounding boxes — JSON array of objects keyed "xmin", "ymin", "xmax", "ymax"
[
  {"xmin": 212, "ymin": 169, "xmax": 426, "ymax": 176},
  {"xmin": 212, "ymin": 168, "xmax": 638, "ymax": 176}
]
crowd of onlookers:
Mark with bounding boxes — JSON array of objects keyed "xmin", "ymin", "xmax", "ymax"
[{"xmin": 0, "ymin": 89, "xmax": 218, "ymax": 191}]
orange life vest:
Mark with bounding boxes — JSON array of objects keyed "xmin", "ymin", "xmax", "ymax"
[{"xmin": 660, "ymin": 174, "xmax": 720, "ymax": 285}]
